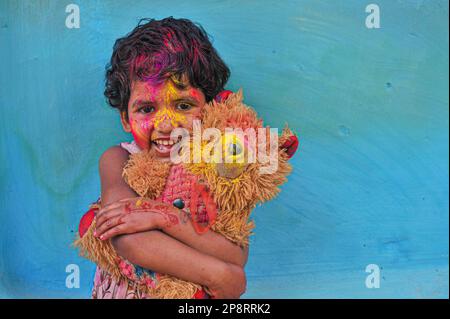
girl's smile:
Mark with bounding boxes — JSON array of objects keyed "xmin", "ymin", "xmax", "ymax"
[{"xmin": 151, "ymin": 135, "xmax": 183, "ymax": 155}]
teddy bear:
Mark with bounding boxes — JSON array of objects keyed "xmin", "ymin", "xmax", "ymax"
[{"xmin": 74, "ymin": 90, "xmax": 299, "ymax": 298}]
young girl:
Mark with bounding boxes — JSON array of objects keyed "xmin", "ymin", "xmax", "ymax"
[{"xmin": 85, "ymin": 17, "xmax": 248, "ymax": 299}]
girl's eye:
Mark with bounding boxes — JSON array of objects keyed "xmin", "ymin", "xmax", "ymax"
[
  {"xmin": 139, "ymin": 106, "xmax": 155, "ymax": 114},
  {"xmin": 176, "ymin": 103, "xmax": 192, "ymax": 111}
]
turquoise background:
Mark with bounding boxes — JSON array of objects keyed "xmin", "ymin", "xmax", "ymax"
[{"xmin": 0, "ymin": 0, "xmax": 448, "ymax": 298}]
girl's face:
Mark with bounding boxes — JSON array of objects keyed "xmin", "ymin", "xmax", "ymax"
[{"xmin": 121, "ymin": 77, "xmax": 206, "ymax": 161}]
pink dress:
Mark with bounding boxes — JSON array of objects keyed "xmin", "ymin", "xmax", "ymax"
[{"xmin": 91, "ymin": 141, "xmax": 210, "ymax": 299}]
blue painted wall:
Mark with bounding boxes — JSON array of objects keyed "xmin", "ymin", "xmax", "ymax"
[{"xmin": 0, "ymin": 0, "xmax": 448, "ymax": 298}]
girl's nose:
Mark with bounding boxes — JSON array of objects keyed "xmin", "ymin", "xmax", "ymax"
[{"xmin": 156, "ymin": 117, "xmax": 175, "ymax": 133}]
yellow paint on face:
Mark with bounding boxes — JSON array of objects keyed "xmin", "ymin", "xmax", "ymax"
[
  {"xmin": 153, "ymin": 81, "xmax": 187, "ymax": 128},
  {"xmin": 164, "ymin": 80, "xmax": 178, "ymax": 106},
  {"xmin": 153, "ymin": 106, "xmax": 187, "ymax": 128}
]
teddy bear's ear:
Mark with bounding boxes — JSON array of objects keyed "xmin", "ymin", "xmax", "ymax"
[
  {"xmin": 279, "ymin": 125, "xmax": 299, "ymax": 159},
  {"xmin": 78, "ymin": 205, "xmax": 97, "ymax": 238},
  {"xmin": 214, "ymin": 90, "xmax": 234, "ymax": 103}
]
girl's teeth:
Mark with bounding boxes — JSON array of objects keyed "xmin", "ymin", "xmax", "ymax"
[
  {"xmin": 155, "ymin": 139, "xmax": 176, "ymax": 145},
  {"xmin": 154, "ymin": 139, "xmax": 178, "ymax": 146}
]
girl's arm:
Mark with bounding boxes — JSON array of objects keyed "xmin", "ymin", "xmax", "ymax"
[
  {"xmin": 96, "ymin": 198, "xmax": 249, "ymax": 267},
  {"xmin": 99, "ymin": 146, "xmax": 139, "ymax": 203},
  {"xmin": 99, "ymin": 146, "xmax": 249, "ymax": 267},
  {"xmin": 112, "ymin": 230, "xmax": 246, "ymax": 298}
]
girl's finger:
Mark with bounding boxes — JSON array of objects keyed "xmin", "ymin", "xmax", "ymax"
[
  {"xmin": 97, "ymin": 201, "xmax": 132, "ymax": 217},
  {"xmin": 99, "ymin": 223, "xmax": 130, "ymax": 241},
  {"xmin": 98, "ymin": 201, "xmax": 124, "ymax": 217},
  {"xmin": 96, "ymin": 209, "xmax": 124, "ymax": 231},
  {"xmin": 118, "ymin": 197, "xmax": 138, "ymax": 203},
  {"xmin": 95, "ymin": 215, "xmax": 124, "ymax": 237},
  {"xmin": 98, "ymin": 197, "xmax": 139, "ymax": 216}
]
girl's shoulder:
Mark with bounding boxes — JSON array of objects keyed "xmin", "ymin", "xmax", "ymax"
[
  {"xmin": 99, "ymin": 141, "xmax": 141, "ymax": 167},
  {"xmin": 98, "ymin": 141, "xmax": 141, "ymax": 177},
  {"xmin": 99, "ymin": 145, "xmax": 129, "ymax": 167}
]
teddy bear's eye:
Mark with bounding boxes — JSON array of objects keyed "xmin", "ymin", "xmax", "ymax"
[{"xmin": 227, "ymin": 142, "xmax": 242, "ymax": 156}]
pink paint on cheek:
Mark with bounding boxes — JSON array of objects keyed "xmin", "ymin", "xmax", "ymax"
[
  {"xmin": 140, "ymin": 118, "xmax": 155, "ymax": 131},
  {"xmin": 130, "ymin": 118, "xmax": 155, "ymax": 150}
]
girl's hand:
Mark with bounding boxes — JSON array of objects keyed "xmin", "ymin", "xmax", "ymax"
[{"xmin": 94, "ymin": 198, "xmax": 179, "ymax": 241}]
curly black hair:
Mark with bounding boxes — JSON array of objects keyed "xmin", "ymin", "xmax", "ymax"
[{"xmin": 104, "ymin": 17, "xmax": 230, "ymax": 116}]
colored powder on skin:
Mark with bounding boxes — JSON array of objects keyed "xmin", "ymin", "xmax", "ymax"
[
  {"xmin": 189, "ymin": 88, "xmax": 201, "ymax": 101},
  {"xmin": 130, "ymin": 117, "xmax": 155, "ymax": 150},
  {"xmin": 129, "ymin": 75, "xmax": 193, "ymax": 150},
  {"xmin": 153, "ymin": 107, "xmax": 187, "ymax": 129},
  {"xmin": 153, "ymin": 81, "xmax": 187, "ymax": 128}
]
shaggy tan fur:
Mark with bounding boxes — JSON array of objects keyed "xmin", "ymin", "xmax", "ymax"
[
  {"xmin": 122, "ymin": 151, "xmax": 172, "ymax": 198},
  {"xmin": 74, "ymin": 90, "xmax": 294, "ymax": 298}
]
